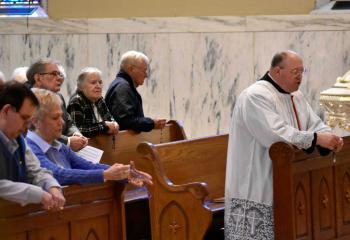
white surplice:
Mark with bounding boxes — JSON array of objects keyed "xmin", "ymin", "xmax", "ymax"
[{"xmin": 224, "ymin": 78, "xmax": 330, "ymax": 240}]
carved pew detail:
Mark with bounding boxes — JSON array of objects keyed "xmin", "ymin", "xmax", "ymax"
[
  {"xmin": 136, "ymin": 134, "xmax": 228, "ymax": 240},
  {"xmin": 270, "ymin": 136, "xmax": 350, "ymax": 240}
]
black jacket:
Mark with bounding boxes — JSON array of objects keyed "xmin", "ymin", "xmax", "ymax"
[{"xmin": 105, "ymin": 71, "xmax": 154, "ymax": 132}]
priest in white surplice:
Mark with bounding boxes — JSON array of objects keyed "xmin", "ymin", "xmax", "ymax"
[{"xmin": 224, "ymin": 51, "xmax": 344, "ymax": 240}]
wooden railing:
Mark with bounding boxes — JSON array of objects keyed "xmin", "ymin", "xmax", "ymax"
[{"xmin": 0, "ymin": 182, "xmax": 126, "ymax": 240}]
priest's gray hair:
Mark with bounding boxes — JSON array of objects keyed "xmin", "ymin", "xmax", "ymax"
[
  {"xmin": 120, "ymin": 51, "xmax": 150, "ymax": 71},
  {"xmin": 31, "ymin": 88, "xmax": 62, "ymax": 124},
  {"xmin": 77, "ymin": 67, "xmax": 102, "ymax": 90},
  {"xmin": 270, "ymin": 50, "xmax": 299, "ymax": 68}
]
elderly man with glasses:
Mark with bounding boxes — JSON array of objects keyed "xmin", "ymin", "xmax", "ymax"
[
  {"xmin": 105, "ymin": 50, "xmax": 166, "ymax": 132},
  {"xmin": 224, "ymin": 50, "xmax": 343, "ymax": 240},
  {"xmin": 25, "ymin": 59, "xmax": 88, "ymax": 151}
]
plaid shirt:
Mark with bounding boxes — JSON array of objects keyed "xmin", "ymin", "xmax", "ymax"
[{"xmin": 67, "ymin": 90, "xmax": 115, "ymax": 137}]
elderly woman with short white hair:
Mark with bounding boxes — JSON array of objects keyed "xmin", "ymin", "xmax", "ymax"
[{"xmin": 67, "ymin": 67, "xmax": 119, "ymax": 138}]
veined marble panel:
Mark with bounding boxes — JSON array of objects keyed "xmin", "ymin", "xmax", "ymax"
[
  {"xmin": 27, "ymin": 19, "xmax": 88, "ymax": 34},
  {"xmin": 168, "ymin": 32, "xmax": 254, "ymax": 137},
  {"xmin": 87, "ymin": 16, "xmax": 246, "ymax": 34},
  {"xmin": 0, "ymin": 35, "xmax": 29, "ymax": 79},
  {"xmin": 2, "ymin": 15, "xmax": 350, "ymax": 35},
  {"xmin": 0, "ymin": 19, "xmax": 28, "ymax": 34},
  {"xmin": 247, "ymin": 14, "xmax": 350, "ymax": 32}
]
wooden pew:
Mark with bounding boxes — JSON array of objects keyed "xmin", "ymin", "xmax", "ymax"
[
  {"xmin": 135, "ymin": 134, "xmax": 228, "ymax": 240},
  {"xmin": 0, "ymin": 182, "xmax": 126, "ymax": 240},
  {"xmin": 88, "ymin": 120, "xmax": 187, "ymax": 240},
  {"xmin": 270, "ymin": 136, "xmax": 350, "ymax": 240},
  {"xmin": 88, "ymin": 120, "xmax": 187, "ymax": 166}
]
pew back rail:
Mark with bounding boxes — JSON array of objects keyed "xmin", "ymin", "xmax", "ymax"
[
  {"xmin": 89, "ymin": 120, "xmax": 187, "ymax": 166},
  {"xmin": 0, "ymin": 182, "xmax": 126, "ymax": 240}
]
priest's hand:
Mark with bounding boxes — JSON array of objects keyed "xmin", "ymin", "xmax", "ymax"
[{"xmin": 316, "ymin": 132, "xmax": 343, "ymax": 152}]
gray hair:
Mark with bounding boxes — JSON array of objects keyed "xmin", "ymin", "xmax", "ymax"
[
  {"xmin": 120, "ymin": 51, "xmax": 149, "ymax": 71},
  {"xmin": 31, "ymin": 88, "xmax": 61, "ymax": 123},
  {"xmin": 77, "ymin": 67, "xmax": 102, "ymax": 89},
  {"xmin": 270, "ymin": 50, "xmax": 299, "ymax": 68},
  {"xmin": 26, "ymin": 58, "xmax": 60, "ymax": 87},
  {"xmin": 11, "ymin": 67, "xmax": 29, "ymax": 83}
]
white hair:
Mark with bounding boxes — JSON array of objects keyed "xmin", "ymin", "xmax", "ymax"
[
  {"xmin": 11, "ymin": 67, "xmax": 29, "ymax": 83},
  {"xmin": 120, "ymin": 50, "xmax": 149, "ymax": 71},
  {"xmin": 77, "ymin": 67, "xmax": 102, "ymax": 89}
]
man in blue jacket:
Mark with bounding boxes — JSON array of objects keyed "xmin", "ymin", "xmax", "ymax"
[{"xmin": 105, "ymin": 51, "xmax": 166, "ymax": 132}]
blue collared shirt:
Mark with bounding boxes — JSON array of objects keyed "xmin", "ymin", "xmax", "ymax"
[{"xmin": 26, "ymin": 131, "xmax": 110, "ymax": 186}]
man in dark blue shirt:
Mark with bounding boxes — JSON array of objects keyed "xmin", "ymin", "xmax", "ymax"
[{"xmin": 105, "ymin": 51, "xmax": 166, "ymax": 132}]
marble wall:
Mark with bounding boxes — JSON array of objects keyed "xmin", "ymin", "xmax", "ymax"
[{"xmin": 0, "ymin": 15, "xmax": 350, "ymax": 138}]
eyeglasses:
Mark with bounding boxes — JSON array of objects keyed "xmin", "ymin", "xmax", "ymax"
[
  {"xmin": 279, "ymin": 67, "xmax": 307, "ymax": 76},
  {"xmin": 39, "ymin": 71, "xmax": 64, "ymax": 78},
  {"xmin": 290, "ymin": 68, "xmax": 307, "ymax": 76}
]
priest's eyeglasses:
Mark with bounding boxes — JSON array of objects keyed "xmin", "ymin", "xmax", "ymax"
[{"xmin": 289, "ymin": 68, "xmax": 307, "ymax": 76}]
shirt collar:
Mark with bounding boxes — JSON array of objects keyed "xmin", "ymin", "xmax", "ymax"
[
  {"xmin": 260, "ymin": 71, "xmax": 289, "ymax": 94},
  {"xmin": 26, "ymin": 131, "xmax": 62, "ymax": 153},
  {"xmin": 0, "ymin": 130, "xmax": 18, "ymax": 154}
]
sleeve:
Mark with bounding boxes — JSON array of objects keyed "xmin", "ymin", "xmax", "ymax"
[
  {"xmin": 30, "ymin": 144, "xmax": 106, "ymax": 186},
  {"xmin": 109, "ymin": 84, "xmax": 154, "ymax": 132},
  {"xmin": 0, "ymin": 179, "xmax": 43, "ymax": 205},
  {"xmin": 299, "ymin": 93, "xmax": 332, "ymax": 154},
  {"xmin": 60, "ymin": 94, "xmax": 80, "ymax": 138},
  {"xmin": 67, "ymin": 100, "xmax": 109, "ymax": 138},
  {"xmin": 24, "ymin": 141, "xmax": 61, "ymax": 191},
  {"xmin": 242, "ymin": 92, "xmax": 315, "ymax": 149}
]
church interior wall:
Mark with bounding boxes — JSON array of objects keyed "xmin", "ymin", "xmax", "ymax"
[{"xmin": 0, "ymin": 14, "xmax": 348, "ymax": 137}]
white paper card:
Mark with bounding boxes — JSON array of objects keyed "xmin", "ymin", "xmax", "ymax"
[{"xmin": 76, "ymin": 145, "xmax": 104, "ymax": 164}]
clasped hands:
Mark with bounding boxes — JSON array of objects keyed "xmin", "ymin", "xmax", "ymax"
[{"xmin": 316, "ymin": 132, "xmax": 344, "ymax": 153}]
